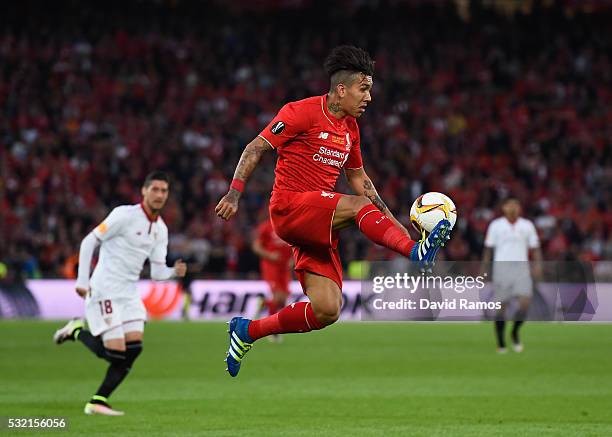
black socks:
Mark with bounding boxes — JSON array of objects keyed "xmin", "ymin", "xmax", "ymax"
[
  {"xmin": 95, "ymin": 349, "xmax": 130, "ymax": 398},
  {"xmin": 495, "ymin": 320, "xmax": 506, "ymax": 348},
  {"xmin": 94, "ymin": 341, "xmax": 143, "ymax": 399},
  {"xmin": 76, "ymin": 329, "xmax": 107, "ymax": 360}
]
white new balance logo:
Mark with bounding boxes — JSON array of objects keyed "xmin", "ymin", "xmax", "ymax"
[
  {"xmin": 318, "ymin": 132, "xmax": 329, "ymax": 139},
  {"xmin": 321, "ymin": 191, "xmax": 335, "ymax": 198}
]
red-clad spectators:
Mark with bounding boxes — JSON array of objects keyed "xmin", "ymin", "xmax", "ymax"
[{"xmin": 0, "ymin": 1, "xmax": 610, "ymax": 279}]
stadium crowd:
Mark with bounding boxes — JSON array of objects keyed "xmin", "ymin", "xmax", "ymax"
[{"xmin": 1, "ymin": 0, "xmax": 610, "ymax": 279}]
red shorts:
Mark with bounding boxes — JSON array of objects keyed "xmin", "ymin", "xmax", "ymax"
[
  {"xmin": 261, "ymin": 262, "xmax": 290, "ymax": 294},
  {"xmin": 269, "ymin": 190, "xmax": 343, "ymax": 290}
]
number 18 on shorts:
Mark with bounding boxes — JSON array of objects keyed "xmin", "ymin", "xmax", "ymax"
[{"xmin": 85, "ymin": 295, "xmax": 147, "ymax": 337}]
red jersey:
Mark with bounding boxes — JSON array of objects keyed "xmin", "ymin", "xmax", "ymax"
[
  {"xmin": 258, "ymin": 94, "xmax": 363, "ymax": 193},
  {"xmin": 255, "ymin": 219, "xmax": 292, "ymax": 270}
]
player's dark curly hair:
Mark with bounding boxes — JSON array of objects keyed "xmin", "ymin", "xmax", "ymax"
[
  {"xmin": 143, "ymin": 170, "xmax": 170, "ymax": 187},
  {"xmin": 324, "ymin": 45, "xmax": 374, "ymax": 77},
  {"xmin": 324, "ymin": 45, "xmax": 374, "ymax": 89}
]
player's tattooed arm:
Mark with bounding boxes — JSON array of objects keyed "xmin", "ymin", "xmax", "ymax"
[
  {"xmin": 215, "ymin": 137, "xmax": 272, "ymax": 220},
  {"xmin": 233, "ymin": 137, "xmax": 272, "ymax": 185},
  {"xmin": 362, "ymin": 177, "xmax": 409, "ymax": 235},
  {"xmin": 345, "ymin": 167, "xmax": 410, "ymax": 236},
  {"xmin": 362, "ymin": 179, "xmax": 388, "ymax": 213}
]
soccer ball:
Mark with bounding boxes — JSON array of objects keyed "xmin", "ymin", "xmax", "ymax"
[{"xmin": 410, "ymin": 192, "xmax": 457, "ymax": 234}]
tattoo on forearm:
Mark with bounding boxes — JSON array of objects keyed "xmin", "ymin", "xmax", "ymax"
[
  {"xmin": 227, "ymin": 189, "xmax": 241, "ymax": 201},
  {"xmin": 370, "ymin": 195, "xmax": 388, "ymax": 212},
  {"xmin": 233, "ymin": 138, "xmax": 271, "ymax": 183},
  {"xmin": 363, "ymin": 179, "xmax": 388, "ymax": 212}
]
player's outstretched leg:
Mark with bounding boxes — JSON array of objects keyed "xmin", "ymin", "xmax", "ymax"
[
  {"xmin": 224, "ymin": 305, "xmax": 323, "ymax": 376},
  {"xmin": 55, "ymin": 320, "xmax": 134, "ymax": 415},
  {"xmin": 225, "ymin": 274, "xmax": 337, "ymax": 377},
  {"xmin": 85, "ymin": 339, "xmax": 143, "ymax": 415},
  {"xmin": 54, "ymin": 318, "xmax": 113, "ymax": 361},
  {"xmin": 353, "ymin": 202, "xmax": 451, "ymax": 268}
]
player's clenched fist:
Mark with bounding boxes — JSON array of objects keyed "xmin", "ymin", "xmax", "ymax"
[
  {"xmin": 174, "ymin": 259, "xmax": 187, "ymax": 277},
  {"xmin": 75, "ymin": 287, "xmax": 88, "ymax": 299},
  {"xmin": 215, "ymin": 190, "xmax": 240, "ymax": 221}
]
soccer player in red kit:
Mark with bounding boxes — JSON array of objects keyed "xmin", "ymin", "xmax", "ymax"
[
  {"xmin": 216, "ymin": 45, "xmax": 451, "ymax": 377},
  {"xmin": 252, "ymin": 217, "xmax": 293, "ymax": 322}
]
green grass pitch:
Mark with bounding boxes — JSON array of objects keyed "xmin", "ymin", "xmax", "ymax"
[{"xmin": 1, "ymin": 321, "xmax": 611, "ymax": 436}]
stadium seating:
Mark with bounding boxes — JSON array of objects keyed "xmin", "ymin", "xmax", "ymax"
[{"xmin": 0, "ymin": 0, "xmax": 610, "ymax": 278}]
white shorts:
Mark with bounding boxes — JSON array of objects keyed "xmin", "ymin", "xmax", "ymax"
[
  {"xmin": 85, "ymin": 294, "xmax": 147, "ymax": 337},
  {"xmin": 492, "ymin": 267, "xmax": 533, "ymax": 302}
]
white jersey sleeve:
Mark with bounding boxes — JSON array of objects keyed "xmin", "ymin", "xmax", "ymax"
[
  {"xmin": 93, "ymin": 207, "xmax": 128, "ymax": 241},
  {"xmin": 149, "ymin": 224, "xmax": 175, "ymax": 280},
  {"xmin": 77, "ymin": 207, "xmax": 127, "ymax": 290},
  {"xmin": 75, "ymin": 232, "xmax": 100, "ymax": 290},
  {"xmin": 149, "ymin": 224, "xmax": 168, "ymax": 264},
  {"xmin": 527, "ymin": 221, "xmax": 540, "ymax": 249},
  {"xmin": 484, "ymin": 220, "xmax": 498, "ymax": 248}
]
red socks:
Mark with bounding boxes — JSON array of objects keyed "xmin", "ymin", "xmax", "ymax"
[
  {"xmin": 248, "ymin": 302, "xmax": 323, "ymax": 341},
  {"xmin": 356, "ymin": 204, "xmax": 415, "ymax": 257},
  {"xmin": 247, "ymin": 205, "xmax": 415, "ymax": 342},
  {"xmin": 265, "ymin": 300, "xmax": 278, "ymax": 315}
]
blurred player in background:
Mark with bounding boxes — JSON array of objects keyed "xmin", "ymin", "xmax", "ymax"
[
  {"xmin": 53, "ymin": 171, "xmax": 187, "ymax": 415},
  {"xmin": 168, "ymin": 237, "xmax": 205, "ymax": 321},
  {"xmin": 483, "ymin": 198, "xmax": 542, "ymax": 353},
  {"xmin": 252, "ymin": 215, "xmax": 293, "ymax": 341},
  {"xmin": 216, "ymin": 45, "xmax": 452, "ymax": 377},
  {"xmin": 175, "ymin": 257, "xmax": 198, "ymax": 321}
]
